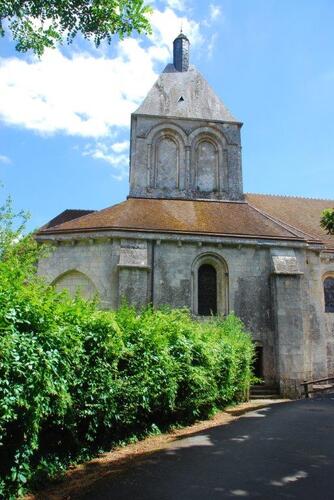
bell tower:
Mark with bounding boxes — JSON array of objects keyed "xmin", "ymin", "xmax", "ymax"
[{"xmin": 129, "ymin": 34, "xmax": 244, "ymax": 201}]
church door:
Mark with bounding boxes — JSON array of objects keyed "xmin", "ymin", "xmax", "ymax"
[{"xmin": 198, "ymin": 264, "xmax": 217, "ymax": 315}]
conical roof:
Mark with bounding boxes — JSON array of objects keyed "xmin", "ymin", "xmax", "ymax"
[{"xmin": 134, "ymin": 63, "xmax": 240, "ymax": 123}]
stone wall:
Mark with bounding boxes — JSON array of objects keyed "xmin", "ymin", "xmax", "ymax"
[
  {"xmin": 38, "ymin": 238, "xmax": 118, "ymax": 309},
  {"xmin": 129, "ymin": 115, "xmax": 243, "ymax": 201},
  {"xmin": 37, "ymin": 232, "xmax": 334, "ymax": 395}
]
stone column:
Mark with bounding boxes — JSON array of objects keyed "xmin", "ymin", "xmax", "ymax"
[
  {"xmin": 118, "ymin": 239, "xmax": 150, "ymax": 309},
  {"xmin": 271, "ymin": 250, "xmax": 305, "ymax": 397}
]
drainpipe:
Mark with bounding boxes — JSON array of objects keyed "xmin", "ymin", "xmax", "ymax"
[{"xmin": 151, "ymin": 240, "xmax": 155, "ymax": 306}]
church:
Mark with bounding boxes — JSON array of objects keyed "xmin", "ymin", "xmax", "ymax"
[{"xmin": 37, "ymin": 34, "xmax": 334, "ymax": 396}]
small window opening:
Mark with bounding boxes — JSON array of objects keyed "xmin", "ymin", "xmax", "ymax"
[
  {"xmin": 324, "ymin": 277, "xmax": 334, "ymax": 313},
  {"xmin": 198, "ymin": 264, "xmax": 217, "ymax": 316},
  {"xmin": 178, "ymin": 96, "xmax": 184, "ymax": 102}
]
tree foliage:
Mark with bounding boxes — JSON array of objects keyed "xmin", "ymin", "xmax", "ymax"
[
  {"xmin": 0, "ymin": 0, "xmax": 152, "ymax": 56},
  {"xmin": 0, "ymin": 196, "xmax": 254, "ymax": 498},
  {"xmin": 320, "ymin": 208, "xmax": 334, "ymax": 235}
]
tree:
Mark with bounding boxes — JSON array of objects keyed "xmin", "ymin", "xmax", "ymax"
[
  {"xmin": 0, "ymin": 193, "xmax": 43, "ymax": 280},
  {"xmin": 0, "ymin": 0, "xmax": 152, "ymax": 56},
  {"xmin": 320, "ymin": 208, "xmax": 334, "ymax": 235}
]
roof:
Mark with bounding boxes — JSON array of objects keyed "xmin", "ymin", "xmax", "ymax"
[
  {"xmin": 246, "ymin": 194, "xmax": 334, "ymax": 250},
  {"xmin": 175, "ymin": 32, "xmax": 189, "ymax": 40},
  {"xmin": 39, "ymin": 209, "xmax": 95, "ymax": 231},
  {"xmin": 134, "ymin": 64, "xmax": 240, "ymax": 124},
  {"xmin": 37, "ymin": 197, "xmax": 321, "ymax": 244}
]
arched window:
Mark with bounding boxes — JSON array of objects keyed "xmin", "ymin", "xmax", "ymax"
[
  {"xmin": 196, "ymin": 139, "xmax": 218, "ymax": 192},
  {"xmin": 155, "ymin": 136, "xmax": 179, "ymax": 189},
  {"xmin": 192, "ymin": 253, "xmax": 229, "ymax": 317},
  {"xmin": 198, "ymin": 264, "xmax": 217, "ymax": 315},
  {"xmin": 53, "ymin": 270, "xmax": 98, "ymax": 300},
  {"xmin": 324, "ymin": 277, "xmax": 334, "ymax": 313}
]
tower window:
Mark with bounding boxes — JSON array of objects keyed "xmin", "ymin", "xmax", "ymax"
[
  {"xmin": 178, "ymin": 96, "xmax": 184, "ymax": 102},
  {"xmin": 198, "ymin": 263, "xmax": 217, "ymax": 315},
  {"xmin": 324, "ymin": 277, "xmax": 334, "ymax": 313}
]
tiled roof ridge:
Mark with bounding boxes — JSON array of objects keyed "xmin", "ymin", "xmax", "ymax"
[
  {"xmin": 247, "ymin": 192, "xmax": 334, "ymax": 203},
  {"xmin": 246, "ymin": 202, "xmax": 320, "ymax": 242}
]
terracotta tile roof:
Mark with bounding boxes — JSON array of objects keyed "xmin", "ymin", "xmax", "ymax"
[
  {"xmin": 37, "ymin": 198, "xmax": 319, "ymax": 243},
  {"xmin": 246, "ymin": 194, "xmax": 334, "ymax": 250},
  {"xmin": 40, "ymin": 209, "xmax": 95, "ymax": 230}
]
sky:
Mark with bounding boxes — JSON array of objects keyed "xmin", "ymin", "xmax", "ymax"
[{"xmin": 0, "ymin": 0, "xmax": 334, "ymax": 232}]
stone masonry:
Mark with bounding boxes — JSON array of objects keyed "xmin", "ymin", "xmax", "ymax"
[{"xmin": 37, "ymin": 33, "xmax": 334, "ymax": 397}]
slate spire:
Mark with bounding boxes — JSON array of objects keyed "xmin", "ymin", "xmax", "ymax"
[{"xmin": 173, "ymin": 32, "xmax": 190, "ymax": 72}]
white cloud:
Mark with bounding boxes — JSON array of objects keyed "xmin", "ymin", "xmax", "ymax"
[
  {"xmin": 0, "ymin": 7, "xmax": 203, "ymax": 139},
  {"xmin": 111, "ymin": 141, "xmax": 129, "ymax": 153},
  {"xmin": 207, "ymin": 33, "xmax": 218, "ymax": 59},
  {"xmin": 209, "ymin": 4, "xmax": 222, "ymax": 21},
  {"xmin": 0, "ymin": 154, "xmax": 11, "ymax": 164},
  {"xmin": 0, "ymin": 43, "xmax": 157, "ymax": 138},
  {"xmin": 149, "ymin": 8, "xmax": 203, "ymax": 51},
  {"xmin": 0, "ymin": 5, "xmax": 221, "ymax": 178},
  {"xmin": 166, "ymin": 0, "xmax": 187, "ymax": 12},
  {"xmin": 83, "ymin": 141, "xmax": 129, "ymax": 180}
]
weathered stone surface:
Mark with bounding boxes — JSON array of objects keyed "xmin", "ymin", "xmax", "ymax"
[
  {"xmin": 119, "ymin": 248, "xmax": 148, "ymax": 268},
  {"xmin": 272, "ymin": 256, "xmax": 300, "ymax": 275},
  {"xmin": 135, "ymin": 65, "xmax": 239, "ymax": 123},
  {"xmin": 129, "ymin": 115, "xmax": 243, "ymax": 201},
  {"xmin": 36, "ymin": 34, "xmax": 334, "ymax": 398}
]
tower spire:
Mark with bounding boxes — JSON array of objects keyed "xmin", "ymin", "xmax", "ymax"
[{"xmin": 173, "ymin": 32, "xmax": 190, "ymax": 72}]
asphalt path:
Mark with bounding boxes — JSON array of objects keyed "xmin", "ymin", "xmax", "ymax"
[{"xmin": 78, "ymin": 396, "xmax": 334, "ymax": 499}]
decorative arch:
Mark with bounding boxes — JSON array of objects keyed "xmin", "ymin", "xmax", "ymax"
[
  {"xmin": 52, "ymin": 269, "xmax": 98, "ymax": 300},
  {"xmin": 189, "ymin": 127, "xmax": 227, "ymax": 192},
  {"xmin": 146, "ymin": 121, "xmax": 189, "ymax": 144},
  {"xmin": 323, "ymin": 273, "xmax": 334, "ymax": 313},
  {"xmin": 155, "ymin": 133, "xmax": 180, "ymax": 189},
  {"xmin": 147, "ymin": 123, "xmax": 187, "ymax": 190},
  {"xmin": 195, "ymin": 137, "xmax": 219, "ymax": 192},
  {"xmin": 191, "ymin": 253, "xmax": 229, "ymax": 316}
]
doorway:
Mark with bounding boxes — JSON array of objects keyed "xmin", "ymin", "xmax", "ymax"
[{"xmin": 253, "ymin": 345, "xmax": 263, "ymax": 379}]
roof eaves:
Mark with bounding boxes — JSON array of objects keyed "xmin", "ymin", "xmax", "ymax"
[
  {"xmin": 35, "ymin": 224, "xmax": 309, "ymax": 243},
  {"xmin": 132, "ymin": 112, "xmax": 243, "ymax": 127}
]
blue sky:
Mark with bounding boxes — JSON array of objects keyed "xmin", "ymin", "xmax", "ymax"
[{"xmin": 0, "ymin": 0, "xmax": 333, "ymax": 231}]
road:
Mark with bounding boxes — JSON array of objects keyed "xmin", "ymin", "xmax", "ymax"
[{"xmin": 78, "ymin": 396, "xmax": 334, "ymax": 499}]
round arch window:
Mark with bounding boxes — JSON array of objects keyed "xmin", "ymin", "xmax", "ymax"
[
  {"xmin": 324, "ymin": 276, "xmax": 334, "ymax": 313},
  {"xmin": 198, "ymin": 263, "xmax": 217, "ymax": 316}
]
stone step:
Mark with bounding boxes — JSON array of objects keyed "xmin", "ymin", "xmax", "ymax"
[
  {"xmin": 250, "ymin": 393, "xmax": 281, "ymax": 400},
  {"xmin": 250, "ymin": 384, "xmax": 280, "ymax": 400},
  {"xmin": 251, "ymin": 386, "xmax": 279, "ymax": 393},
  {"xmin": 250, "ymin": 387, "xmax": 279, "ymax": 394}
]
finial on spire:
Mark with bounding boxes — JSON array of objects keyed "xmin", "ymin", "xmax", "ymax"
[{"xmin": 173, "ymin": 32, "xmax": 190, "ymax": 72}]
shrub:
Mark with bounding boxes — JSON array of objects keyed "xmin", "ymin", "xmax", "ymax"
[
  {"xmin": 0, "ymin": 196, "xmax": 254, "ymax": 498},
  {"xmin": 0, "ymin": 293, "xmax": 254, "ymax": 498}
]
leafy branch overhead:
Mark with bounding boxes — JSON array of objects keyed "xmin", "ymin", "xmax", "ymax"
[
  {"xmin": 0, "ymin": 0, "xmax": 152, "ymax": 56},
  {"xmin": 320, "ymin": 208, "xmax": 334, "ymax": 235}
]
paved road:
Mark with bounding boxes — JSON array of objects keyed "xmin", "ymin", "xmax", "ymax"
[{"xmin": 78, "ymin": 396, "xmax": 334, "ymax": 499}]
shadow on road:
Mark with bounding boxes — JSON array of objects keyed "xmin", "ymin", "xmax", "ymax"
[{"xmin": 42, "ymin": 397, "xmax": 334, "ymax": 499}]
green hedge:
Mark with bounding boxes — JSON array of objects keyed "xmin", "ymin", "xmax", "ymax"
[{"xmin": 0, "ymin": 280, "xmax": 254, "ymax": 498}]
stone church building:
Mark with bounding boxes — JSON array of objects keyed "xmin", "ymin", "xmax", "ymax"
[{"xmin": 37, "ymin": 34, "xmax": 334, "ymax": 396}]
